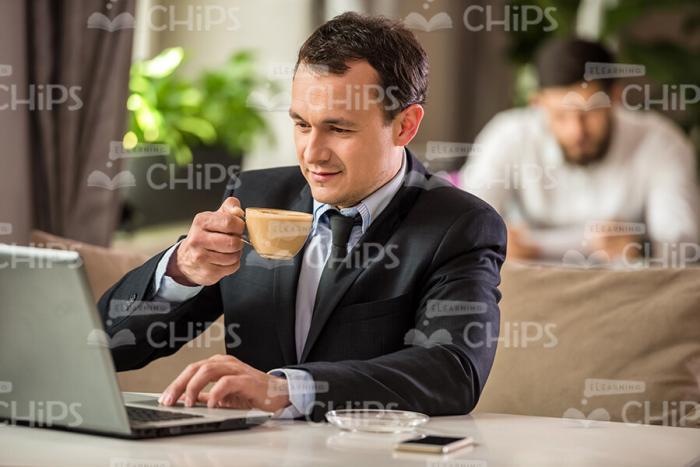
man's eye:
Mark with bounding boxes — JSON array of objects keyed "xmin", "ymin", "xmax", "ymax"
[
  {"xmin": 331, "ymin": 127, "xmax": 351, "ymax": 134},
  {"xmin": 295, "ymin": 122, "xmax": 310, "ymax": 129}
]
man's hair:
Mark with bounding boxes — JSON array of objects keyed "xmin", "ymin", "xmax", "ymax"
[
  {"xmin": 295, "ymin": 12, "xmax": 428, "ymax": 122},
  {"xmin": 535, "ymin": 38, "xmax": 615, "ymax": 90}
]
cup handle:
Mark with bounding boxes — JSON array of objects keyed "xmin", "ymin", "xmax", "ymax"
[{"xmin": 238, "ymin": 214, "xmax": 252, "ymax": 246}]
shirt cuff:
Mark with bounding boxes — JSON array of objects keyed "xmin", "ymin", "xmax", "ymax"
[
  {"xmin": 268, "ymin": 368, "xmax": 316, "ymax": 419},
  {"xmin": 153, "ymin": 242, "xmax": 203, "ymax": 303}
]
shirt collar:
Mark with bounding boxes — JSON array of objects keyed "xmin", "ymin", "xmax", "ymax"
[{"xmin": 312, "ymin": 148, "xmax": 407, "ymax": 234}]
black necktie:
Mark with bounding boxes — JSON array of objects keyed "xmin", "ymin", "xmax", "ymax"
[
  {"xmin": 309, "ymin": 210, "xmax": 362, "ymax": 336},
  {"xmin": 325, "ymin": 210, "xmax": 362, "ymax": 268}
]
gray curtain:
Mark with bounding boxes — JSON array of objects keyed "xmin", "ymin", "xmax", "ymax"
[
  {"xmin": 0, "ymin": 0, "xmax": 135, "ymax": 246},
  {"xmin": 0, "ymin": 1, "xmax": 33, "ymax": 245}
]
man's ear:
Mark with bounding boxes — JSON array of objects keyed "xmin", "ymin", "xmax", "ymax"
[{"xmin": 393, "ymin": 104, "xmax": 424, "ymax": 147}]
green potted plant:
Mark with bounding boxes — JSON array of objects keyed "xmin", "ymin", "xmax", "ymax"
[
  {"xmin": 197, "ymin": 50, "xmax": 272, "ymax": 164},
  {"xmin": 121, "ymin": 47, "xmax": 273, "ymax": 229}
]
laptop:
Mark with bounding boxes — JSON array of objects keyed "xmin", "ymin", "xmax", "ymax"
[{"xmin": 0, "ymin": 244, "xmax": 272, "ymax": 438}]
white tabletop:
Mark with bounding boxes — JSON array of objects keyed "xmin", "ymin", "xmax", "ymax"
[{"xmin": 1, "ymin": 412, "xmax": 698, "ymax": 467}]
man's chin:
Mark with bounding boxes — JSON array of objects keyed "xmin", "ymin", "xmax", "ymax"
[
  {"xmin": 308, "ymin": 185, "xmax": 342, "ymax": 206},
  {"xmin": 563, "ymin": 147, "xmax": 605, "ymax": 166}
]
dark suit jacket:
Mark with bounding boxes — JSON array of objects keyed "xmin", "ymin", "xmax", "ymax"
[{"xmin": 98, "ymin": 150, "xmax": 507, "ymax": 422}]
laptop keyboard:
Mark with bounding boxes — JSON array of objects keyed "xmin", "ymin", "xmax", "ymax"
[{"xmin": 126, "ymin": 406, "xmax": 204, "ymax": 423}]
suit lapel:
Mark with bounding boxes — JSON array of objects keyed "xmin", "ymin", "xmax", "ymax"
[
  {"xmin": 299, "ymin": 152, "xmax": 428, "ymax": 363},
  {"xmin": 273, "ymin": 183, "xmax": 313, "ymax": 366}
]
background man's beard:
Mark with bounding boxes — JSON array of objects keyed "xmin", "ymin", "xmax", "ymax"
[{"xmin": 561, "ymin": 125, "xmax": 613, "ymax": 167}]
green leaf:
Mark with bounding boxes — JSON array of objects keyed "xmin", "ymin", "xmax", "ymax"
[
  {"xmin": 142, "ymin": 47, "xmax": 185, "ymax": 79},
  {"xmin": 173, "ymin": 116, "xmax": 217, "ymax": 145}
]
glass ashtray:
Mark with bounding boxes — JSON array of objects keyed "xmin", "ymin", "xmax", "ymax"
[{"xmin": 325, "ymin": 409, "xmax": 429, "ymax": 433}]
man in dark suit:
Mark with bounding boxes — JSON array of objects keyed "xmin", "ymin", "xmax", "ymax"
[{"xmin": 99, "ymin": 12, "xmax": 506, "ymax": 422}]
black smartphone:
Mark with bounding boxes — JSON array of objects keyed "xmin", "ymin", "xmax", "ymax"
[{"xmin": 394, "ymin": 435, "xmax": 474, "ymax": 454}]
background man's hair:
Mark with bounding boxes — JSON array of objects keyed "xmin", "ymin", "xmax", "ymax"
[
  {"xmin": 535, "ymin": 38, "xmax": 615, "ymax": 90},
  {"xmin": 295, "ymin": 11, "xmax": 428, "ymax": 122}
]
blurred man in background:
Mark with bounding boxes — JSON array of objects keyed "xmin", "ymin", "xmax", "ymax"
[{"xmin": 460, "ymin": 38, "xmax": 700, "ymax": 263}]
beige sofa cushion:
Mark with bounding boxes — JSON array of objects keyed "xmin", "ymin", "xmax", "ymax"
[
  {"xmin": 31, "ymin": 230, "xmax": 224, "ymax": 393},
  {"xmin": 475, "ymin": 262, "xmax": 700, "ymax": 428},
  {"xmin": 32, "ymin": 230, "xmax": 700, "ymax": 420},
  {"xmin": 31, "ymin": 230, "xmax": 148, "ymax": 300}
]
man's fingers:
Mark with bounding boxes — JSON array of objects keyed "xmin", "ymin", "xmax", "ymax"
[
  {"xmin": 202, "ymin": 248, "xmax": 241, "ymax": 267},
  {"xmin": 210, "ymin": 354, "xmax": 241, "ymax": 364},
  {"xmin": 177, "ymin": 198, "xmax": 247, "ymax": 285},
  {"xmin": 196, "ymin": 391, "xmax": 243, "ymax": 407},
  {"xmin": 184, "ymin": 363, "xmax": 239, "ymax": 407},
  {"xmin": 196, "ymin": 391, "xmax": 245, "ymax": 409},
  {"xmin": 160, "ymin": 362, "xmax": 203, "ymax": 406},
  {"xmin": 202, "ymin": 212, "xmax": 245, "ymax": 236},
  {"xmin": 219, "ymin": 197, "xmax": 245, "ymax": 218},
  {"xmin": 207, "ymin": 375, "xmax": 245, "ymax": 409},
  {"xmin": 199, "ymin": 231, "xmax": 244, "ymax": 254}
]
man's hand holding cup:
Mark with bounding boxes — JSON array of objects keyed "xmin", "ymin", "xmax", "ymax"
[{"xmin": 166, "ymin": 197, "xmax": 246, "ymax": 286}]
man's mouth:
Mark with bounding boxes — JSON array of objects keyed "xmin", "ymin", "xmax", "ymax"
[{"xmin": 309, "ymin": 169, "xmax": 342, "ymax": 183}]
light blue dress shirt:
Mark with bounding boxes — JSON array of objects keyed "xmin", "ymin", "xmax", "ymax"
[{"xmin": 152, "ymin": 150, "xmax": 407, "ymax": 418}]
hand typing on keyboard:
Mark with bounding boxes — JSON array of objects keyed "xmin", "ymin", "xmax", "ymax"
[{"xmin": 158, "ymin": 354, "xmax": 291, "ymax": 413}]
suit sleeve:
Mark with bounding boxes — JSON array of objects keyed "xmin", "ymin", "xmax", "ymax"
[
  {"xmin": 287, "ymin": 206, "xmax": 507, "ymax": 422},
  {"xmin": 96, "ymin": 248, "xmax": 224, "ymax": 371},
  {"xmin": 96, "ymin": 177, "xmax": 249, "ymax": 371}
]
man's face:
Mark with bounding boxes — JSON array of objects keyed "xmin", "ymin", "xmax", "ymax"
[
  {"xmin": 534, "ymin": 82, "xmax": 613, "ymax": 165},
  {"xmin": 290, "ymin": 61, "xmax": 401, "ymax": 208}
]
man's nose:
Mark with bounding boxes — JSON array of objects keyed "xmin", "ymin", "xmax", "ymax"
[
  {"xmin": 304, "ymin": 129, "xmax": 331, "ymax": 164},
  {"xmin": 569, "ymin": 113, "xmax": 587, "ymax": 141}
]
